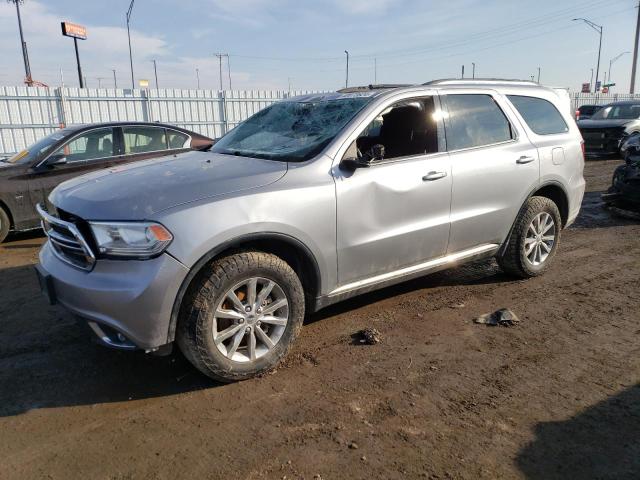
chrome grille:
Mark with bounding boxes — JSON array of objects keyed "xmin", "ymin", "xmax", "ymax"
[{"xmin": 37, "ymin": 204, "xmax": 95, "ymax": 271}]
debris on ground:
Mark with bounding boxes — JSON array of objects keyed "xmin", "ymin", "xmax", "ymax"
[
  {"xmin": 450, "ymin": 303, "xmax": 466, "ymax": 309},
  {"xmin": 474, "ymin": 308, "xmax": 521, "ymax": 327},
  {"xmin": 358, "ymin": 327, "xmax": 382, "ymax": 344}
]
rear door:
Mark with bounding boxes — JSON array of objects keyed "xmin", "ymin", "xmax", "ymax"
[
  {"xmin": 120, "ymin": 126, "xmax": 185, "ymax": 162},
  {"xmin": 28, "ymin": 127, "xmax": 118, "ymax": 212},
  {"xmin": 441, "ymin": 90, "xmax": 540, "ymax": 254}
]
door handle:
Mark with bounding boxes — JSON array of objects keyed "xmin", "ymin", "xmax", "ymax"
[
  {"xmin": 422, "ymin": 171, "xmax": 447, "ymax": 181},
  {"xmin": 516, "ymin": 155, "xmax": 535, "ymax": 164}
]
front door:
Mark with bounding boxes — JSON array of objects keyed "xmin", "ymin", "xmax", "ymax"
[{"xmin": 334, "ymin": 95, "xmax": 451, "ymax": 286}]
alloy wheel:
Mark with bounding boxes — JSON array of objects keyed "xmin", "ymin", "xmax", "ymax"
[
  {"xmin": 212, "ymin": 277, "xmax": 289, "ymax": 363},
  {"xmin": 524, "ymin": 212, "xmax": 556, "ymax": 266}
]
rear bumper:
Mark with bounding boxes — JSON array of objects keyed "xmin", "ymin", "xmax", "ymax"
[
  {"xmin": 567, "ymin": 177, "xmax": 586, "ymax": 227},
  {"xmin": 37, "ymin": 241, "xmax": 189, "ymax": 350}
]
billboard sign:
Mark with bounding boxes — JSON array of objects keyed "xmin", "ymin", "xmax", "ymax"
[
  {"xmin": 61, "ymin": 22, "xmax": 87, "ymax": 40},
  {"xmin": 139, "ymin": 79, "xmax": 149, "ymax": 88},
  {"xmin": 581, "ymin": 83, "xmax": 590, "ymax": 93}
]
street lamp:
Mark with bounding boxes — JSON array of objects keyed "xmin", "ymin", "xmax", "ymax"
[
  {"xmin": 126, "ymin": 0, "xmax": 135, "ymax": 89},
  {"xmin": 344, "ymin": 50, "xmax": 349, "ymax": 88},
  {"xmin": 573, "ymin": 17, "xmax": 603, "ymax": 93},
  {"xmin": 472, "ymin": 62, "xmax": 476, "ymax": 79},
  {"xmin": 8, "ymin": 0, "xmax": 32, "ymax": 85},
  {"xmin": 608, "ymin": 51, "xmax": 631, "ymax": 90}
]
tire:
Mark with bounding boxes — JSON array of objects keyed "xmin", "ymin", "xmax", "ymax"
[
  {"xmin": 497, "ymin": 196, "xmax": 562, "ymax": 278},
  {"xmin": 0, "ymin": 207, "xmax": 10, "ymax": 243},
  {"xmin": 176, "ymin": 251, "xmax": 305, "ymax": 382}
]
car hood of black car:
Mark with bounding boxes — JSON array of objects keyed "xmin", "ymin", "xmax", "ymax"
[
  {"xmin": 577, "ymin": 119, "xmax": 637, "ymax": 129},
  {"xmin": 49, "ymin": 150, "xmax": 288, "ymax": 221}
]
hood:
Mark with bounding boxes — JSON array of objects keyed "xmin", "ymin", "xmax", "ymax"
[
  {"xmin": 50, "ymin": 150, "xmax": 287, "ymax": 220},
  {"xmin": 577, "ymin": 118, "xmax": 635, "ymax": 129}
]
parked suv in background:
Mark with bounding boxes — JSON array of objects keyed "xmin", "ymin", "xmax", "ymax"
[
  {"xmin": 0, "ymin": 122, "xmax": 213, "ymax": 242},
  {"xmin": 36, "ymin": 80, "xmax": 585, "ymax": 382}
]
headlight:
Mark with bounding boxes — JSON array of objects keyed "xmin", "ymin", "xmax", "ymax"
[{"xmin": 89, "ymin": 222, "xmax": 173, "ymax": 259}]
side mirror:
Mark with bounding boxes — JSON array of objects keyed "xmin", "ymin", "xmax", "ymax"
[{"xmin": 47, "ymin": 154, "xmax": 67, "ymax": 166}]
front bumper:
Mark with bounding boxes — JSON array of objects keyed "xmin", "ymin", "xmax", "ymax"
[{"xmin": 37, "ymin": 241, "xmax": 189, "ymax": 350}]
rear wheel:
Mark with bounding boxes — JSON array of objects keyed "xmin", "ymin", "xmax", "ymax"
[
  {"xmin": 497, "ymin": 196, "xmax": 561, "ymax": 278},
  {"xmin": 177, "ymin": 251, "xmax": 305, "ymax": 382},
  {"xmin": 0, "ymin": 207, "xmax": 10, "ymax": 243}
]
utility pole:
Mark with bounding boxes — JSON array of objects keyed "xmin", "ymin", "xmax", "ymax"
[
  {"xmin": 631, "ymin": 1, "xmax": 640, "ymax": 94},
  {"xmin": 374, "ymin": 57, "xmax": 377, "ymax": 84},
  {"xmin": 590, "ymin": 68, "xmax": 594, "ymax": 90},
  {"xmin": 227, "ymin": 54, "xmax": 232, "ymax": 90},
  {"xmin": 96, "ymin": 76, "xmax": 105, "ymax": 88},
  {"xmin": 112, "ymin": 69, "xmax": 117, "ymax": 88},
  {"xmin": 344, "ymin": 50, "xmax": 349, "ymax": 88},
  {"xmin": 126, "ymin": 0, "xmax": 135, "ymax": 89},
  {"xmin": 573, "ymin": 18, "xmax": 603, "ymax": 93},
  {"xmin": 9, "ymin": 0, "xmax": 32, "ymax": 85},
  {"xmin": 461, "ymin": 65, "xmax": 465, "ymax": 79},
  {"xmin": 472, "ymin": 62, "xmax": 476, "ymax": 79},
  {"xmin": 215, "ymin": 53, "xmax": 224, "ymax": 90},
  {"xmin": 196, "ymin": 68, "xmax": 200, "ymax": 89},
  {"xmin": 152, "ymin": 59, "xmax": 158, "ymax": 89},
  {"xmin": 537, "ymin": 66, "xmax": 541, "ymax": 83}
]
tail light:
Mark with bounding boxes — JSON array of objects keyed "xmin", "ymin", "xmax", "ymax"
[{"xmin": 575, "ymin": 110, "xmax": 580, "ymax": 121}]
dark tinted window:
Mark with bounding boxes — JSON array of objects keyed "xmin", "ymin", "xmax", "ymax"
[
  {"xmin": 508, "ymin": 95, "xmax": 569, "ymax": 135},
  {"xmin": 446, "ymin": 94, "xmax": 513, "ymax": 150},
  {"xmin": 355, "ymin": 97, "xmax": 439, "ymax": 161}
]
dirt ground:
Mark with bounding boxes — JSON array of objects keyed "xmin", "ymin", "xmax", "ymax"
[{"xmin": 1, "ymin": 159, "xmax": 638, "ymax": 480}]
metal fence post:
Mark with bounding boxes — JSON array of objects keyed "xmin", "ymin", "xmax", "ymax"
[
  {"xmin": 221, "ymin": 90, "xmax": 229, "ymax": 135},
  {"xmin": 141, "ymin": 89, "xmax": 150, "ymax": 122},
  {"xmin": 56, "ymin": 86, "xmax": 67, "ymax": 128}
]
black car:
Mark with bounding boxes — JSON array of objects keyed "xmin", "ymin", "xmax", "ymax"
[
  {"xmin": 602, "ymin": 144, "xmax": 640, "ymax": 209},
  {"xmin": 575, "ymin": 104, "xmax": 601, "ymax": 121},
  {"xmin": 0, "ymin": 122, "xmax": 213, "ymax": 242},
  {"xmin": 577, "ymin": 101, "xmax": 640, "ymax": 157}
]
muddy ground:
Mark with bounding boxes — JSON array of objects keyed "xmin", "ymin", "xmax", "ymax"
[{"xmin": 1, "ymin": 160, "xmax": 638, "ymax": 479}]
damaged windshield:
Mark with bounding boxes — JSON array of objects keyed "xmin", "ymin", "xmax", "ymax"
[{"xmin": 212, "ymin": 96, "xmax": 372, "ymax": 161}]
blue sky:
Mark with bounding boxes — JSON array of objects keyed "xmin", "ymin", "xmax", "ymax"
[{"xmin": 0, "ymin": 0, "xmax": 638, "ymax": 92}]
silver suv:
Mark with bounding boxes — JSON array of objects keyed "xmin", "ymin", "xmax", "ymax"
[{"xmin": 36, "ymin": 80, "xmax": 585, "ymax": 382}]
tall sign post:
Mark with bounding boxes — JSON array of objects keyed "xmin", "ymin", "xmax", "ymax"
[{"xmin": 61, "ymin": 21, "xmax": 87, "ymax": 88}]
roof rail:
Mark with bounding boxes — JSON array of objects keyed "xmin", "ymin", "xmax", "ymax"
[
  {"xmin": 424, "ymin": 78, "xmax": 539, "ymax": 86},
  {"xmin": 337, "ymin": 84, "xmax": 413, "ymax": 93}
]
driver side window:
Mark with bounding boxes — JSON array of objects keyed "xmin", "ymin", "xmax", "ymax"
[
  {"xmin": 52, "ymin": 128, "xmax": 115, "ymax": 163},
  {"xmin": 355, "ymin": 96, "xmax": 440, "ymax": 162}
]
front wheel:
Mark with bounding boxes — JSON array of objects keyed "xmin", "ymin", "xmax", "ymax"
[
  {"xmin": 497, "ymin": 196, "xmax": 561, "ymax": 278},
  {"xmin": 177, "ymin": 251, "xmax": 305, "ymax": 382},
  {"xmin": 0, "ymin": 207, "xmax": 10, "ymax": 243}
]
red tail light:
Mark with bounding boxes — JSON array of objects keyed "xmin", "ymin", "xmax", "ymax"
[{"xmin": 575, "ymin": 110, "xmax": 580, "ymax": 121}]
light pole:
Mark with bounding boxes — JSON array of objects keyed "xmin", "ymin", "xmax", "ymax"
[
  {"xmin": 472, "ymin": 62, "xmax": 476, "ymax": 79},
  {"xmin": 344, "ymin": 50, "xmax": 349, "ymax": 88},
  {"xmin": 152, "ymin": 59, "xmax": 158, "ymax": 89},
  {"xmin": 608, "ymin": 51, "xmax": 630, "ymax": 90},
  {"xmin": 126, "ymin": 0, "xmax": 135, "ymax": 89},
  {"xmin": 8, "ymin": 0, "xmax": 32, "ymax": 85},
  {"xmin": 215, "ymin": 53, "xmax": 224, "ymax": 91},
  {"xmin": 590, "ymin": 68, "xmax": 594, "ymax": 90},
  {"xmin": 196, "ymin": 68, "xmax": 200, "ymax": 89},
  {"xmin": 112, "ymin": 69, "xmax": 117, "ymax": 88},
  {"xmin": 573, "ymin": 18, "xmax": 603, "ymax": 93},
  {"xmin": 227, "ymin": 54, "xmax": 232, "ymax": 90},
  {"xmin": 537, "ymin": 67, "xmax": 541, "ymax": 83}
]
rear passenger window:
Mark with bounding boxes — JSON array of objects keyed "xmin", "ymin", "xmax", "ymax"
[
  {"xmin": 508, "ymin": 95, "xmax": 569, "ymax": 135},
  {"xmin": 167, "ymin": 130, "xmax": 189, "ymax": 149},
  {"xmin": 445, "ymin": 94, "xmax": 513, "ymax": 150},
  {"xmin": 123, "ymin": 126, "xmax": 167, "ymax": 154}
]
